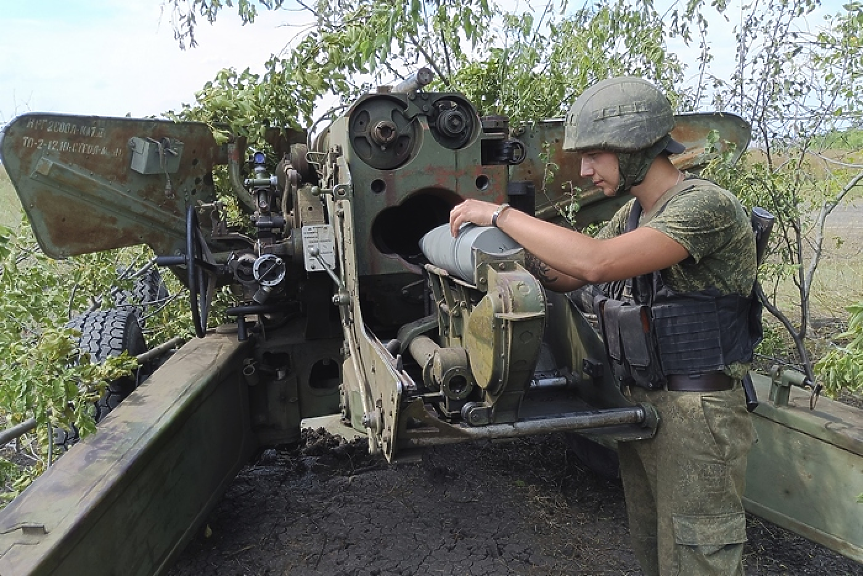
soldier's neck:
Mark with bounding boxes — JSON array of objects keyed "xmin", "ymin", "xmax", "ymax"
[{"xmin": 630, "ymin": 157, "xmax": 683, "ymax": 213}]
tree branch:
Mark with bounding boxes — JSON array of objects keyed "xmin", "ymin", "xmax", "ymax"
[{"xmin": 758, "ymin": 283, "xmax": 815, "ymax": 381}]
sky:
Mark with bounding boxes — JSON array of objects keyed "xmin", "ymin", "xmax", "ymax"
[
  {"xmin": 0, "ymin": 0, "xmax": 310, "ymax": 121},
  {"xmin": 0, "ymin": 0, "xmax": 849, "ymax": 125}
]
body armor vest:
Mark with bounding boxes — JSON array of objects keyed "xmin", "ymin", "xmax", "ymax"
[{"xmin": 593, "ymin": 191, "xmax": 762, "ymax": 390}]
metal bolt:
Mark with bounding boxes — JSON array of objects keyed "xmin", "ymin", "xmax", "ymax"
[
  {"xmin": 362, "ymin": 411, "xmax": 382, "ymax": 433},
  {"xmin": 372, "ymin": 120, "xmax": 398, "ymax": 145}
]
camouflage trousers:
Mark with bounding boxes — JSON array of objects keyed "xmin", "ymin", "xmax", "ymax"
[{"xmin": 618, "ymin": 382, "xmax": 755, "ymax": 576}]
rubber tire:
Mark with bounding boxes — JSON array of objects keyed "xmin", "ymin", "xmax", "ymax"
[
  {"xmin": 67, "ymin": 308, "xmax": 147, "ymax": 422},
  {"xmin": 113, "ymin": 267, "xmax": 169, "ymax": 325},
  {"xmin": 53, "ymin": 425, "xmax": 80, "ymax": 451}
]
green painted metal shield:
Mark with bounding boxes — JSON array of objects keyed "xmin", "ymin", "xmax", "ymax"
[{"xmin": 0, "ymin": 113, "xmax": 225, "ymax": 259}]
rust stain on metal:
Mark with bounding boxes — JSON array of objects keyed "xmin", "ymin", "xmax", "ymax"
[{"xmin": 1, "ymin": 113, "xmax": 225, "ymax": 258}]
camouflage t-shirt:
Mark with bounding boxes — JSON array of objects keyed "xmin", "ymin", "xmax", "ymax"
[
  {"xmin": 597, "ymin": 177, "xmax": 757, "ymax": 297},
  {"xmin": 596, "ymin": 177, "xmax": 758, "ymax": 378}
]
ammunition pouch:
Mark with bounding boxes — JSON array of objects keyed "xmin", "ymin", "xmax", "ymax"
[{"xmin": 596, "ymin": 298, "xmax": 665, "ymax": 389}]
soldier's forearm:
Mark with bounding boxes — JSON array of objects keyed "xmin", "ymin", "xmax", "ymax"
[{"xmin": 525, "ymin": 252, "xmax": 586, "ymax": 292}]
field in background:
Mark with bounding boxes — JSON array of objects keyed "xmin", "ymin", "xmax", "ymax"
[
  {"xmin": 803, "ymin": 201, "xmax": 863, "ymax": 320},
  {"xmin": 745, "ymin": 148, "xmax": 863, "ymax": 322}
]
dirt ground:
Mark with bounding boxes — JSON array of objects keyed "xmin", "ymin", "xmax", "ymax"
[{"xmin": 167, "ymin": 429, "xmax": 863, "ymax": 576}]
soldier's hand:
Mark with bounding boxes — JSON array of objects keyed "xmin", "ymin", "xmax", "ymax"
[{"xmin": 449, "ymin": 199, "xmax": 499, "ymax": 237}]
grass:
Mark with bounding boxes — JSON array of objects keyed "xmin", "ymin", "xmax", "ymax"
[
  {"xmin": 771, "ymin": 196, "xmax": 863, "ymax": 322},
  {"xmin": 742, "ymin": 147, "xmax": 863, "ymax": 322},
  {"xmin": 808, "ymin": 253, "xmax": 863, "ymax": 319},
  {"xmin": 0, "ymin": 165, "xmax": 24, "ymax": 230}
]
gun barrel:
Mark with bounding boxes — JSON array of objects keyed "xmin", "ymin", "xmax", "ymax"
[{"xmin": 393, "ymin": 67, "xmax": 434, "ymax": 93}]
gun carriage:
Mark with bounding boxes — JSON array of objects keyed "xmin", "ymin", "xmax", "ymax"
[{"xmin": 0, "ymin": 72, "xmax": 860, "ymax": 575}]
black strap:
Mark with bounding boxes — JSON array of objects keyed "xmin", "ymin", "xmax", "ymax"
[
  {"xmin": 622, "ymin": 201, "xmax": 643, "ymax": 302},
  {"xmin": 625, "ymin": 199, "xmax": 642, "ymax": 233}
]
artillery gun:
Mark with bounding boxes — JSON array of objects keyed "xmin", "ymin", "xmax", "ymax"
[{"xmin": 0, "ymin": 74, "xmax": 861, "ymax": 574}]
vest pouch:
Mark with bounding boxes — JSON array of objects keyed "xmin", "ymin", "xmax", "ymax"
[
  {"xmin": 595, "ymin": 298, "xmax": 632, "ymax": 384},
  {"xmin": 618, "ymin": 304, "xmax": 665, "ymax": 389},
  {"xmin": 596, "ymin": 298, "xmax": 665, "ymax": 389},
  {"xmin": 653, "ymin": 298, "xmax": 726, "ymax": 374}
]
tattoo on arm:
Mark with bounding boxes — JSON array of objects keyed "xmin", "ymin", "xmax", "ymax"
[{"xmin": 525, "ymin": 252, "xmax": 558, "ymax": 286}]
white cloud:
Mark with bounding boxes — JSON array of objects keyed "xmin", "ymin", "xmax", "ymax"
[{"xmin": 1, "ymin": 2, "xmax": 308, "ymax": 121}]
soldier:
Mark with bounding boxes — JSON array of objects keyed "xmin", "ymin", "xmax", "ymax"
[{"xmin": 449, "ymin": 76, "xmax": 759, "ymax": 575}]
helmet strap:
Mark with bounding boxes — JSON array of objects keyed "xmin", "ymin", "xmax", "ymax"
[{"xmin": 614, "ymin": 135, "xmax": 672, "ymax": 195}]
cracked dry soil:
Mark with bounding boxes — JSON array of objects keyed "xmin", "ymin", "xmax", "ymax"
[{"xmin": 167, "ymin": 430, "xmax": 862, "ymax": 576}]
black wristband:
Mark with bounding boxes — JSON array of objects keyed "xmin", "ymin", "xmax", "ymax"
[{"xmin": 491, "ymin": 203, "xmax": 510, "ymax": 227}]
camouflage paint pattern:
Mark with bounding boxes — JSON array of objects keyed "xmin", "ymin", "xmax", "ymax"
[
  {"xmin": 596, "ymin": 177, "xmax": 757, "ymax": 380},
  {"xmin": 620, "ymin": 383, "xmax": 754, "ymax": 576},
  {"xmin": 597, "ymin": 177, "xmax": 757, "ymax": 297},
  {"xmin": 596, "ymin": 177, "xmax": 757, "ymax": 574}
]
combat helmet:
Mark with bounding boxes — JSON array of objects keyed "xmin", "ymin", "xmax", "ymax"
[{"xmin": 564, "ymin": 76, "xmax": 684, "ymax": 194}]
